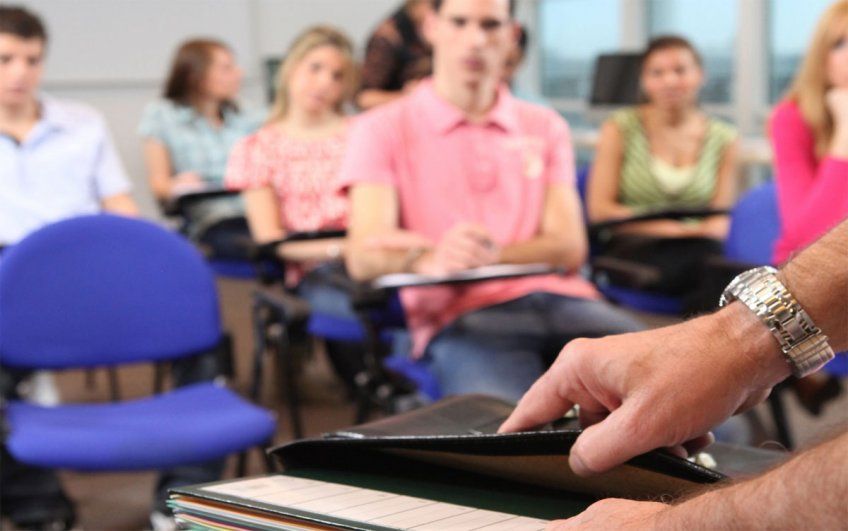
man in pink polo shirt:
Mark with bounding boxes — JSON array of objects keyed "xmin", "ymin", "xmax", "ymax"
[{"xmin": 343, "ymin": 0, "xmax": 643, "ymax": 401}]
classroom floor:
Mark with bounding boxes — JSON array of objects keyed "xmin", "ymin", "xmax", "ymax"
[{"xmin": 9, "ymin": 278, "xmax": 848, "ymax": 530}]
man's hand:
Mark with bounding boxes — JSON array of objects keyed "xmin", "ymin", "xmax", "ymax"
[
  {"xmin": 546, "ymin": 499, "xmax": 668, "ymax": 530},
  {"xmin": 413, "ymin": 223, "xmax": 500, "ymax": 275},
  {"xmin": 499, "ymin": 303, "xmax": 790, "ymax": 476}
]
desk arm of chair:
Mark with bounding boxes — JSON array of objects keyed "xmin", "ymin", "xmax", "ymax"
[
  {"xmin": 161, "ymin": 188, "xmax": 240, "ymax": 217},
  {"xmin": 589, "ymin": 207, "xmax": 730, "ymax": 241}
]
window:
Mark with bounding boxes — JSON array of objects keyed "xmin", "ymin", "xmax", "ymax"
[
  {"xmin": 539, "ymin": 0, "xmax": 620, "ymax": 100},
  {"xmin": 647, "ymin": 0, "xmax": 736, "ymax": 104},
  {"xmin": 769, "ymin": 0, "xmax": 834, "ymax": 102}
]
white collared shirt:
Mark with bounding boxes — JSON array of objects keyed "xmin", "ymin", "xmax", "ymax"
[{"xmin": 0, "ymin": 96, "xmax": 131, "ymax": 245}]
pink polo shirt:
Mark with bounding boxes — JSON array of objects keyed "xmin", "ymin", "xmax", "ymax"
[{"xmin": 340, "ymin": 79, "xmax": 598, "ymax": 355}]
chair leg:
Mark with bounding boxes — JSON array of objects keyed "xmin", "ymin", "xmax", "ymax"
[
  {"xmin": 250, "ymin": 300, "xmax": 269, "ymax": 403},
  {"xmin": 153, "ymin": 362, "xmax": 166, "ymax": 395},
  {"xmin": 768, "ymin": 387, "xmax": 794, "ymax": 450},
  {"xmin": 279, "ymin": 325, "xmax": 304, "ymax": 439},
  {"xmin": 236, "ymin": 451, "xmax": 248, "ymax": 477},
  {"xmin": 108, "ymin": 368, "xmax": 120, "ymax": 402},
  {"xmin": 85, "ymin": 369, "xmax": 97, "ymax": 390}
]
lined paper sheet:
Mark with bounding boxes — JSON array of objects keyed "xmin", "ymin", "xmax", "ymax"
[{"xmin": 203, "ymin": 475, "xmax": 549, "ymax": 530}]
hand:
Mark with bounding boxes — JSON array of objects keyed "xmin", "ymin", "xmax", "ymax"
[
  {"xmin": 413, "ymin": 223, "xmax": 500, "ymax": 276},
  {"xmin": 546, "ymin": 498, "xmax": 668, "ymax": 530},
  {"xmin": 170, "ymin": 171, "xmax": 206, "ymax": 195},
  {"xmin": 499, "ymin": 303, "xmax": 789, "ymax": 476},
  {"xmin": 826, "ymin": 88, "xmax": 848, "ymax": 126}
]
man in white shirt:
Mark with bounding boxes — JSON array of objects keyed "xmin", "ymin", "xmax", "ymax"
[{"xmin": 0, "ymin": 7, "xmax": 138, "ymax": 248}]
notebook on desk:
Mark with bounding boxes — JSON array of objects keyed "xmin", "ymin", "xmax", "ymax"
[{"xmin": 169, "ymin": 395, "xmax": 784, "ymax": 530}]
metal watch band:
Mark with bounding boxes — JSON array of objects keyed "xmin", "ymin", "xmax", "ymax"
[{"xmin": 720, "ymin": 266, "xmax": 834, "ymax": 378}]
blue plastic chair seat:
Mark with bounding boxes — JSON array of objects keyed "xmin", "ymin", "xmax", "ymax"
[
  {"xmin": 599, "ymin": 285, "xmax": 683, "ymax": 315},
  {"xmin": 6, "ymin": 383, "xmax": 275, "ymax": 472},
  {"xmin": 208, "ymin": 259, "xmax": 258, "ymax": 279}
]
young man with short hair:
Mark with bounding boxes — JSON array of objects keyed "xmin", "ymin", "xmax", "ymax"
[
  {"xmin": 0, "ymin": 5, "xmax": 138, "ymax": 248},
  {"xmin": 343, "ymin": 0, "xmax": 643, "ymax": 401}
]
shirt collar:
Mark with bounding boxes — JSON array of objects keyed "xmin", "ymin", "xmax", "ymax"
[
  {"xmin": 413, "ymin": 78, "xmax": 519, "ymax": 135},
  {"xmin": 39, "ymin": 96, "xmax": 76, "ymax": 131}
]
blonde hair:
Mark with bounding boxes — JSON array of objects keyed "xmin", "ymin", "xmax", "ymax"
[
  {"xmin": 785, "ymin": 0, "xmax": 848, "ymax": 157},
  {"xmin": 267, "ymin": 26, "xmax": 357, "ymax": 123}
]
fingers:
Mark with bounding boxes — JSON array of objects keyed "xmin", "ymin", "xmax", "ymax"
[
  {"xmin": 569, "ymin": 401, "xmax": 653, "ymax": 476},
  {"xmin": 499, "ymin": 370, "xmax": 576, "ymax": 433}
]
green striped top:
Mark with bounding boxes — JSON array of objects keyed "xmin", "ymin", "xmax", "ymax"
[{"xmin": 612, "ymin": 108, "xmax": 737, "ymax": 211}]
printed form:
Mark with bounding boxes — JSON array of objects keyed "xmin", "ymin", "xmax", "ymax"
[{"xmin": 204, "ymin": 475, "xmax": 549, "ymax": 530}]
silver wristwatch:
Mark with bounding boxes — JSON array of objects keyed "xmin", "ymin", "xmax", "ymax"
[{"xmin": 720, "ymin": 266, "xmax": 834, "ymax": 378}]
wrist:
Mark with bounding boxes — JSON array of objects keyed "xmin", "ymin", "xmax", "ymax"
[
  {"xmin": 716, "ymin": 301, "xmax": 791, "ymax": 388},
  {"xmin": 402, "ymin": 247, "xmax": 429, "ymax": 274}
]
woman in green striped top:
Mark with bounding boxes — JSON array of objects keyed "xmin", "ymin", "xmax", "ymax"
[{"xmin": 586, "ymin": 36, "xmax": 740, "ymax": 301}]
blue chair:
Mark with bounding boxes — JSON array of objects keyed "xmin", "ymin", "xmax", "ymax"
[
  {"xmin": 0, "ymin": 215, "xmax": 275, "ymax": 473},
  {"xmin": 578, "ymin": 165, "xmax": 720, "ymax": 316}
]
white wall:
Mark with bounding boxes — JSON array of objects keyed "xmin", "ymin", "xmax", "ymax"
[{"xmin": 19, "ymin": 0, "xmax": 400, "ymax": 217}]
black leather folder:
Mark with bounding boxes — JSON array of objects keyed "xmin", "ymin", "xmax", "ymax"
[{"xmin": 270, "ymin": 395, "xmax": 783, "ymax": 509}]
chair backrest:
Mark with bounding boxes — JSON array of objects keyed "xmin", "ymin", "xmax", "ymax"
[
  {"xmin": 0, "ymin": 215, "xmax": 222, "ymax": 369},
  {"xmin": 724, "ymin": 181, "xmax": 780, "ymax": 265}
]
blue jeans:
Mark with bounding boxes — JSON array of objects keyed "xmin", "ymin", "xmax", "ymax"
[{"xmin": 425, "ymin": 292, "xmax": 644, "ymax": 402}]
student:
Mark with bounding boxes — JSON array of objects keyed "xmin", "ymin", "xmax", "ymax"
[
  {"xmin": 500, "ymin": 218, "xmax": 848, "ymax": 530},
  {"xmin": 139, "ymin": 38, "xmax": 260, "ymax": 258},
  {"xmin": 586, "ymin": 36, "xmax": 739, "ymax": 304},
  {"xmin": 768, "ymin": 0, "xmax": 848, "ymax": 415},
  {"xmin": 225, "ymin": 26, "xmax": 364, "ymax": 385},
  {"xmin": 343, "ymin": 0, "xmax": 643, "ymax": 402},
  {"xmin": 357, "ymin": 0, "xmax": 433, "ymax": 109},
  {"xmin": 0, "ymin": 8, "xmax": 137, "ymax": 248},
  {"xmin": 770, "ymin": 0, "xmax": 848, "ymax": 265}
]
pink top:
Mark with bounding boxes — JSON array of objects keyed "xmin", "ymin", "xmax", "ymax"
[
  {"xmin": 770, "ymin": 100, "xmax": 848, "ymax": 264},
  {"xmin": 225, "ymin": 123, "xmax": 349, "ymax": 233},
  {"xmin": 340, "ymin": 79, "xmax": 598, "ymax": 356}
]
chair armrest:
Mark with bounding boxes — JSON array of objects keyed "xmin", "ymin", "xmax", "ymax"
[
  {"xmin": 252, "ymin": 286, "xmax": 311, "ymax": 324},
  {"xmin": 589, "ymin": 207, "xmax": 730, "ymax": 238},
  {"xmin": 161, "ymin": 187, "xmax": 239, "ymax": 217},
  {"xmin": 371, "ymin": 263, "xmax": 563, "ymax": 290},
  {"xmin": 251, "ymin": 229, "xmax": 347, "ymax": 262}
]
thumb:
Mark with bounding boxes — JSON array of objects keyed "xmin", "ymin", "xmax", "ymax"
[{"xmin": 569, "ymin": 402, "xmax": 649, "ymax": 476}]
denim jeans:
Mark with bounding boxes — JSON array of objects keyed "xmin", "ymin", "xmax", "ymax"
[{"xmin": 425, "ymin": 292, "xmax": 645, "ymax": 403}]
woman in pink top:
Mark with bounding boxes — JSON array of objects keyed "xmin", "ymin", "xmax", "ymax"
[
  {"xmin": 769, "ymin": 0, "xmax": 848, "ymax": 415},
  {"xmin": 770, "ymin": 0, "xmax": 848, "ymax": 265},
  {"xmin": 225, "ymin": 27, "xmax": 365, "ymax": 386}
]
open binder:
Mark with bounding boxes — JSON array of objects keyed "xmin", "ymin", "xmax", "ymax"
[{"xmin": 169, "ymin": 395, "xmax": 784, "ymax": 530}]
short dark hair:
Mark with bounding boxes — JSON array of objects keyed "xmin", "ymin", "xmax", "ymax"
[
  {"xmin": 641, "ymin": 35, "xmax": 702, "ymax": 70},
  {"xmin": 432, "ymin": 0, "xmax": 515, "ymax": 17},
  {"xmin": 0, "ymin": 5, "xmax": 48, "ymax": 43}
]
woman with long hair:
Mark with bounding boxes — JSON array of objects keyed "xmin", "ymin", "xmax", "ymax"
[
  {"xmin": 139, "ymin": 38, "xmax": 259, "ymax": 256},
  {"xmin": 225, "ymin": 26, "xmax": 365, "ymax": 386},
  {"xmin": 587, "ymin": 35, "xmax": 739, "ymax": 304},
  {"xmin": 769, "ymin": 0, "xmax": 848, "ymax": 415},
  {"xmin": 770, "ymin": 0, "xmax": 848, "ymax": 265}
]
